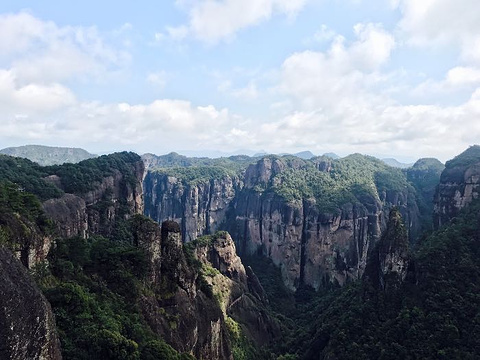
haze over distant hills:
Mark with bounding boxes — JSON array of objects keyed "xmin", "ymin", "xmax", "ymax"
[
  {"xmin": 381, "ymin": 158, "xmax": 415, "ymax": 168},
  {"xmin": 0, "ymin": 145, "xmax": 97, "ymax": 166}
]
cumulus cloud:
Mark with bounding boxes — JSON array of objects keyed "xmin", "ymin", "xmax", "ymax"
[
  {"xmin": 396, "ymin": 0, "xmax": 480, "ymax": 62},
  {"xmin": 279, "ymin": 23, "xmax": 395, "ymax": 111},
  {"xmin": 161, "ymin": 0, "xmax": 308, "ymax": 43},
  {"xmin": 0, "ymin": 12, "xmax": 130, "ymax": 84},
  {"xmin": 0, "ymin": 95, "xmax": 241, "ymax": 152},
  {"xmin": 247, "ymin": 21, "xmax": 480, "ymax": 161},
  {"xmin": 0, "ymin": 69, "xmax": 75, "ymax": 113}
]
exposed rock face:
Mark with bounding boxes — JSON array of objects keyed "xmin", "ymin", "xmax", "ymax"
[
  {"xmin": 193, "ymin": 232, "xmax": 279, "ymax": 348},
  {"xmin": 0, "ymin": 212, "xmax": 53, "ymax": 270},
  {"xmin": 434, "ymin": 146, "xmax": 480, "ymax": 228},
  {"xmin": 137, "ymin": 220, "xmax": 232, "ymax": 360},
  {"xmin": 143, "ymin": 171, "xmax": 241, "ymax": 242},
  {"xmin": 43, "ymin": 160, "xmax": 144, "ymax": 239},
  {"xmin": 0, "ymin": 247, "xmax": 62, "ymax": 360},
  {"xmin": 144, "ymin": 156, "xmax": 420, "ymax": 290},
  {"xmin": 364, "ymin": 208, "xmax": 409, "ymax": 290}
]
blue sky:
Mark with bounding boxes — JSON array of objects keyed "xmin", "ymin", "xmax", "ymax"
[{"xmin": 0, "ymin": 0, "xmax": 479, "ymax": 162}]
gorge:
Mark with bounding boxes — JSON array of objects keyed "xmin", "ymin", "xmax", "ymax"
[{"xmin": 1, "ymin": 145, "xmax": 480, "ymax": 359}]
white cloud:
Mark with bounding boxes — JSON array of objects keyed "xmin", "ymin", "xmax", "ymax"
[
  {"xmin": 239, "ymin": 21, "xmax": 480, "ymax": 161},
  {"xmin": 350, "ymin": 23, "xmax": 396, "ymax": 70},
  {"xmin": 163, "ymin": 0, "xmax": 309, "ymax": 43},
  {"xmin": 0, "ymin": 69, "xmax": 75, "ymax": 113},
  {"xmin": 0, "ymin": 93, "xmax": 243, "ymax": 153},
  {"xmin": 304, "ymin": 25, "xmax": 337, "ymax": 44},
  {"xmin": 0, "ymin": 12, "xmax": 130, "ymax": 84},
  {"xmin": 232, "ymin": 81, "xmax": 259, "ymax": 100},
  {"xmin": 412, "ymin": 66, "xmax": 480, "ymax": 97},
  {"xmin": 397, "ymin": 0, "xmax": 480, "ymax": 62},
  {"xmin": 446, "ymin": 67, "xmax": 480, "ymax": 86},
  {"xmin": 279, "ymin": 23, "xmax": 395, "ymax": 112}
]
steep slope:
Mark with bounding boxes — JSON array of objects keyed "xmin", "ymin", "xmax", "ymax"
[
  {"xmin": 406, "ymin": 158, "xmax": 444, "ymax": 232},
  {"xmin": 279, "ymin": 197, "xmax": 480, "ymax": 360},
  {"xmin": 144, "ymin": 153, "xmax": 421, "ymax": 290},
  {"xmin": 0, "ymin": 145, "xmax": 96, "ymax": 166},
  {"xmin": 0, "ymin": 152, "xmax": 274, "ymax": 359},
  {"xmin": 259, "ymin": 146, "xmax": 480, "ymax": 359},
  {"xmin": 0, "ymin": 247, "xmax": 62, "ymax": 360},
  {"xmin": 42, "ymin": 152, "xmax": 144, "ymax": 239},
  {"xmin": 0, "ymin": 183, "xmax": 62, "ymax": 360},
  {"xmin": 434, "ymin": 145, "xmax": 480, "ymax": 228}
]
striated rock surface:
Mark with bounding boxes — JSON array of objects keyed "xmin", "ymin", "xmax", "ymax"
[
  {"xmin": 364, "ymin": 208, "xmax": 409, "ymax": 290},
  {"xmin": 144, "ymin": 154, "xmax": 421, "ymax": 290},
  {"xmin": 192, "ymin": 231, "xmax": 280, "ymax": 348},
  {"xmin": 144, "ymin": 171, "xmax": 241, "ymax": 242},
  {"xmin": 137, "ymin": 220, "xmax": 233, "ymax": 360},
  {"xmin": 0, "ymin": 247, "xmax": 62, "ymax": 360},
  {"xmin": 434, "ymin": 145, "xmax": 480, "ymax": 228},
  {"xmin": 43, "ymin": 154, "xmax": 144, "ymax": 239}
]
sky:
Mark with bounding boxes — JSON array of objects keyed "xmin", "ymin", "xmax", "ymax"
[{"xmin": 0, "ymin": 0, "xmax": 479, "ymax": 162}]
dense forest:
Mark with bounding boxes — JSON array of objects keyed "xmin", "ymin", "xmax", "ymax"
[{"xmin": 1, "ymin": 147, "xmax": 480, "ymax": 359}]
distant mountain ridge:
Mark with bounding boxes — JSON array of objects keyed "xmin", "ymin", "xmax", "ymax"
[
  {"xmin": 0, "ymin": 145, "xmax": 97, "ymax": 166},
  {"xmin": 381, "ymin": 157, "xmax": 414, "ymax": 168}
]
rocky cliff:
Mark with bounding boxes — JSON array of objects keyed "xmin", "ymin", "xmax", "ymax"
[
  {"xmin": 144, "ymin": 154, "xmax": 421, "ymax": 290},
  {"xmin": 136, "ymin": 219, "xmax": 233, "ymax": 359},
  {"xmin": 0, "ymin": 247, "xmax": 62, "ymax": 360},
  {"xmin": 131, "ymin": 219, "xmax": 277, "ymax": 359},
  {"xmin": 43, "ymin": 152, "xmax": 144, "ymax": 240},
  {"xmin": 364, "ymin": 207, "xmax": 410, "ymax": 290},
  {"xmin": 192, "ymin": 231, "xmax": 280, "ymax": 348},
  {"xmin": 0, "ymin": 152, "xmax": 275, "ymax": 359},
  {"xmin": 434, "ymin": 145, "xmax": 480, "ymax": 228}
]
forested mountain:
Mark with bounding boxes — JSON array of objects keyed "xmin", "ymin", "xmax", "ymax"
[
  {"xmin": 0, "ymin": 145, "xmax": 97, "ymax": 166},
  {"xmin": 0, "ymin": 146, "xmax": 479, "ymax": 359},
  {"xmin": 144, "ymin": 153, "xmax": 430, "ymax": 290}
]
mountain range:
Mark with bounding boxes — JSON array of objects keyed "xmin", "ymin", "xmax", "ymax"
[{"xmin": 0, "ymin": 145, "xmax": 479, "ymax": 359}]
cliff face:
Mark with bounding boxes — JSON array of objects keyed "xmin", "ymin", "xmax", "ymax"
[
  {"xmin": 434, "ymin": 146, "xmax": 480, "ymax": 228},
  {"xmin": 43, "ymin": 158, "xmax": 144, "ymax": 240},
  {"xmin": 0, "ymin": 247, "xmax": 62, "ymax": 360},
  {"xmin": 364, "ymin": 208, "xmax": 409, "ymax": 290},
  {"xmin": 135, "ymin": 220, "xmax": 232, "ymax": 360},
  {"xmin": 144, "ymin": 155, "xmax": 421, "ymax": 290},
  {"xmin": 144, "ymin": 171, "xmax": 241, "ymax": 242},
  {"xmin": 193, "ymin": 232, "xmax": 279, "ymax": 347}
]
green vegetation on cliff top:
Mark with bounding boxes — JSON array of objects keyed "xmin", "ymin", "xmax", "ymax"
[
  {"xmin": 0, "ymin": 151, "xmax": 141, "ymax": 199},
  {"xmin": 270, "ymin": 154, "xmax": 410, "ymax": 211},
  {"xmin": 148, "ymin": 153, "xmax": 413, "ymax": 212},
  {"xmin": 47, "ymin": 151, "xmax": 141, "ymax": 194},
  {"xmin": 441, "ymin": 145, "xmax": 480, "ymax": 183}
]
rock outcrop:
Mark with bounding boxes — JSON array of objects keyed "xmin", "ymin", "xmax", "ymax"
[
  {"xmin": 193, "ymin": 231, "xmax": 279, "ymax": 348},
  {"xmin": 136, "ymin": 220, "xmax": 232, "ymax": 360},
  {"xmin": 144, "ymin": 155, "xmax": 421, "ymax": 290},
  {"xmin": 43, "ymin": 156, "xmax": 144, "ymax": 239},
  {"xmin": 364, "ymin": 208, "xmax": 409, "ymax": 290},
  {"xmin": 434, "ymin": 146, "xmax": 480, "ymax": 228},
  {"xmin": 0, "ymin": 247, "xmax": 62, "ymax": 360}
]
